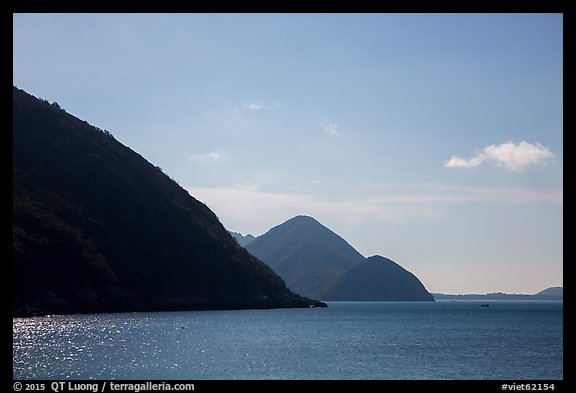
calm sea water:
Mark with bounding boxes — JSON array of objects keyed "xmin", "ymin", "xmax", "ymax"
[{"xmin": 13, "ymin": 301, "xmax": 562, "ymax": 380}]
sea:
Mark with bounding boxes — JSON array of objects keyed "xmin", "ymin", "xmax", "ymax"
[{"xmin": 13, "ymin": 301, "xmax": 563, "ymax": 380}]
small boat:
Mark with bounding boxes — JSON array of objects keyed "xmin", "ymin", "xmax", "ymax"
[{"xmin": 480, "ymin": 304, "xmax": 490, "ymax": 307}]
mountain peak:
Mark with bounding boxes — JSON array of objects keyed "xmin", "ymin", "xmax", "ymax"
[
  {"xmin": 290, "ymin": 215, "xmax": 318, "ymax": 222},
  {"xmin": 278, "ymin": 215, "xmax": 322, "ymax": 229},
  {"xmin": 246, "ymin": 215, "xmax": 365, "ymax": 299}
]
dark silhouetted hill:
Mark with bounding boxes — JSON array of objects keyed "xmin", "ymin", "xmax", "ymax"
[
  {"xmin": 230, "ymin": 231, "xmax": 256, "ymax": 247},
  {"xmin": 12, "ymin": 87, "xmax": 325, "ymax": 316},
  {"xmin": 324, "ymin": 256, "xmax": 434, "ymax": 301},
  {"xmin": 535, "ymin": 287, "xmax": 562, "ymax": 298},
  {"xmin": 246, "ymin": 215, "xmax": 365, "ymax": 299},
  {"xmin": 246, "ymin": 215, "xmax": 433, "ymax": 301}
]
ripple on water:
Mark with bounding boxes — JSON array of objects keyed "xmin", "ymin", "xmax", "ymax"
[{"xmin": 13, "ymin": 302, "xmax": 563, "ymax": 380}]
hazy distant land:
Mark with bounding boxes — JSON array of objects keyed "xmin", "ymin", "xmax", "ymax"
[{"xmin": 433, "ymin": 286, "xmax": 562, "ymax": 301}]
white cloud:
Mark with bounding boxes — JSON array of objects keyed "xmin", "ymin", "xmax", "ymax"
[
  {"xmin": 189, "ymin": 150, "xmax": 225, "ymax": 161},
  {"xmin": 321, "ymin": 123, "xmax": 340, "ymax": 137},
  {"xmin": 445, "ymin": 141, "xmax": 554, "ymax": 171},
  {"xmin": 484, "ymin": 141, "xmax": 554, "ymax": 171},
  {"xmin": 241, "ymin": 101, "xmax": 281, "ymax": 111},
  {"xmin": 444, "ymin": 154, "xmax": 485, "ymax": 168}
]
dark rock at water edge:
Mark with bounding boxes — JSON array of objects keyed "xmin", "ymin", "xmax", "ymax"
[{"xmin": 12, "ymin": 87, "xmax": 326, "ymax": 316}]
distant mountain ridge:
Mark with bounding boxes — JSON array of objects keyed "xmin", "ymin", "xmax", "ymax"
[
  {"xmin": 433, "ymin": 287, "xmax": 563, "ymax": 301},
  {"xmin": 12, "ymin": 87, "xmax": 325, "ymax": 316},
  {"xmin": 229, "ymin": 231, "xmax": 256, "ymax": 247},
  {"xmin": 245, "ymin": 215, "xmax": 433, "ymax": 301}
]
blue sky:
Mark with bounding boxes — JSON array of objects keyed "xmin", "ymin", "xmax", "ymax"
[{"xmin": 13, "ymin": 13, "xmax": 563, "ymax": 294}]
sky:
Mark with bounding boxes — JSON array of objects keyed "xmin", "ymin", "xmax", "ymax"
[{"xmin": 13, "ymin": 13, "xmax": 563, "ymax": 294}]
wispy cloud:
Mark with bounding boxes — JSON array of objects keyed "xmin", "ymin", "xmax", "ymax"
[
  {"xmin": 360, "ymin": 184, "xmax": 562, "ymax": 207},
  {"xmin": 186, "ymin": 183, "xmax": 561, "ymax": 234},
  {"xmin": 445, "ymin": 141, "xmax": 554, "ymax": 171},
  {"xmin": 241, "ymin": 101, "xmax": 281, "ymax": 111},
  {"xmin": 187, "ymin": 185, "xmax": 434, "ymax": 231},
  {"xmin": 321, "ymin": 123, "xmax": 340, "ymax": 137},
  {"xmin": 189, "ymin": 150, "xmax": 225, "ymax": 161},
  {"xmin": 444, "ymin": 155, "xmax": 485, "ymax": 169},
  {"xmin": 242, "ymin": 102, "xmax": 264, "ymax": 111}
]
